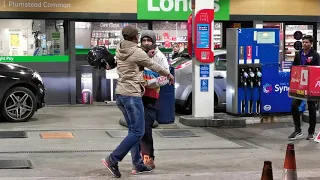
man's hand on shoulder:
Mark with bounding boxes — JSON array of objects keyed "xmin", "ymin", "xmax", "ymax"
[{"xmin": 167, "ymin": 73, "xmax": 174, "ymax": 85}]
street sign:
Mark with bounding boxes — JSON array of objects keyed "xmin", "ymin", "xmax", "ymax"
[
  {"xmin": 200, "ymin": 64, "xmax": 210, "ymax": 77},
  {"xmin": 200, "ymin": 79, "xmax": 209, "ymax": 92}
]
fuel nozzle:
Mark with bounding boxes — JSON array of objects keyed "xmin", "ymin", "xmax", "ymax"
[
  {"xmin": 243, "ymin": 69, "xmax": 248, "ymax": 86},
  {"xmin": 248, "ymin": 67, "xmax": 255, "ymax": 87},
  {"xmin": 255, "ymin": 67, "xmax": 262, "ymax": 86}
]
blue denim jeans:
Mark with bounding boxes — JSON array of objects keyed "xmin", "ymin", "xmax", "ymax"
[{"xmin": 109, "ymin": 95, "xmax": 145, "ymax": 168}]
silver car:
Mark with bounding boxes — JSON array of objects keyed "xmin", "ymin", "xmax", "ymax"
[{"xmin": 173, "ymin": 50, "xmax": 227, "ymax": 114}]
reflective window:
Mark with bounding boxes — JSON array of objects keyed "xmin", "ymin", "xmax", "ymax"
[
  {"xmin": 0, "ymin": 19, "xmax": 65, "ymax": 56},
  {"xmin": 215, "ymin": 54, "xmax": 226, "ymax": 71},
  {"xmin": 75, "ymin": 22, "xmax": 148, "ymax": 50}
]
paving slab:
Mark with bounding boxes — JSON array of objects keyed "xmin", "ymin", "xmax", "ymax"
[
  {"xmin": 0, "ymin": 149, "xmax": 318, "ymax": 179},
  {"xmin": 0, "ymin": 106, "xmax": 319, "ymax": 180}
]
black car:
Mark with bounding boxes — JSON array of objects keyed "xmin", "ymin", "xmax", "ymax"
[{"xmin": 0, "ymin": 63, "xmax": 45, "ymax": 122}]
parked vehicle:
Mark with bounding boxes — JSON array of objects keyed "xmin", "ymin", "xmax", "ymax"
[
  {"xmin": 172, "ymin": 50, "xmax": 227, "ymax": 114},
  {"xmin": 0, "ymin": 63, "xmax": 45, "ymax": 122}
]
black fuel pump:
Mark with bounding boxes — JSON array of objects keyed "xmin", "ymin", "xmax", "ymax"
[
  {"xmin": 255, "ymin": 67, "xmax": 262, "ymax": 114},
  {"xmin": 248, "ymin": 67, "xmax": 255, "ymax": 114},
  {"xmin": 239, "ymin": 68, "xmax": 249, "ymax": 114}
]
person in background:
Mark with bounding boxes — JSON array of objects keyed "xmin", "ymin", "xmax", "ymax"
[
  {"xmin": 139, "ymin": 30, "xmax": 170, "ymax": 169},
  {"xmin": 101, "ymin": 26, "xmax": 174, "ymax": 178},
  {"xmin": 289, "ymin": 35, "xmax": 320, "ymax": 140},
  {"xmin": 171, "ymin": 42, "xmax": 185, "ymax": 60}
]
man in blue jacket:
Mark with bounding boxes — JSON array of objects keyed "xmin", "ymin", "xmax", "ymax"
[{"xmin": 289, "ymin": 35, "xmax": 320, "ymax": 140}]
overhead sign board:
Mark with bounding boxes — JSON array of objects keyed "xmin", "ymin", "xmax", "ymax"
[
  {"xmin": 0, "ymin": 0, "xmax": 136, "ymax": 13},
  {"xmin": 137, "ymin": 0, "xmax": 230, "ymax": 20}
]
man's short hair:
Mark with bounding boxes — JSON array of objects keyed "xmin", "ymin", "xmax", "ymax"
[{"xmin": 302, "ymin": 35, "xmax": 314, "ymax": 43}]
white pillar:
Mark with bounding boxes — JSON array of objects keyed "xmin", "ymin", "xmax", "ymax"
[{"xmin": 192, "ymin": 0, "xmax": 215, "ymax": 117}]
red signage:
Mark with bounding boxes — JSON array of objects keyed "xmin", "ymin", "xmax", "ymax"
[
  {"xmin": 289, "ymin": 65, "xmax": 320, "ymax": 100},
  {"xmin": 194, "ymin": 9, "xmax": 214, "ymax": 63},
  {"xmin": 246, "ymin": 46, "xmax": 252, "ymax": 64},
  {"xmin": 187, "ymin": 14, "xmax": 193, "ymax": 57}
]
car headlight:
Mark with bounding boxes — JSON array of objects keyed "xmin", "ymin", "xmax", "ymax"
[{"xmin": 33, "ymin": 71, "xmax": 43, "ymax": 83}]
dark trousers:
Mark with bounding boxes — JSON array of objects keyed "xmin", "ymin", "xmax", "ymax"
[
  {"xmin": 141, "ymin": 97, "xmax": 157, "ymax": 159},
  {"xmin": 291, "ymin": 99, "xmax": 317, "ymax": 134}
]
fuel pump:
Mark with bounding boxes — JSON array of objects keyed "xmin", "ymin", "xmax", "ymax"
[
  {"xmin": 248, "ymin": 67, "xmax": 255, "ymax": 114},
  {"xmin": 226, "ymin": 28, "xmax": 290, "ymax": 115},
  {"xmin": 255, "ymin": 67, "xmax": 262, "ymax": 114},
  {"xmin": 239, "ymin": 68, "xmax": 249, "ymax": 114}
]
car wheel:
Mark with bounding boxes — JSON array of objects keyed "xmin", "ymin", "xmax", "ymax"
[
  {"xmin": 184, "ymin": 92, "xmax": 218, "ymax": 115},
  {"xmin": 1, "ymin": 87, "xmax": 37, "ymax": 122}
]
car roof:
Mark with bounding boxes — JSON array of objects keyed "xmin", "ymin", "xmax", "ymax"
[{"xmin": 215, "ymin": 49, "xmax": 226, "ymax": 56}]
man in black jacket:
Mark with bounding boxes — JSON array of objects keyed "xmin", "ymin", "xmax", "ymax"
[{"xmin": 289, "ymin": 35, "xmax": 320, "ymax": 140}]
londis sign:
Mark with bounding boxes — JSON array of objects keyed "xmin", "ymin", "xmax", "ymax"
[{"xmin": 137, "ymin": 0, "xmax": 230, "ymax": 20}]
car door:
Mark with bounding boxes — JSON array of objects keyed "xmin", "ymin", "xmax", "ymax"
[{"xmin": 214, "ymin": 54, "xmax": 227, "ymax": 105}]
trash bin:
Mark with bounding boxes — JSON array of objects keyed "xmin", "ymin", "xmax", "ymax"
[
  {"xmin": 80, "ymin": 65, "xmax": 93, "ymax": 105},
  {"xmin": 156, "ymin": 67, "xmax": 175, "ymax": 124}
]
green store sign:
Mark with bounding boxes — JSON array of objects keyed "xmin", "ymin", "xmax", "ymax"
[
  {"xmin": 0, "ymin": 56, "xmax": 69, "ymax": 63},
  {"xmin": 137, "ymin": 0, "xmax": 230, "ymax": 21}
]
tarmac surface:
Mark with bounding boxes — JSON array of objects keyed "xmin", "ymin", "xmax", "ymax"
[{"xmin": 0, "ymin": 105, "xmax": 319, "ymax": 180}]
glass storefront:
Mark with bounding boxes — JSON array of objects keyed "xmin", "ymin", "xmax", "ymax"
[
  {"xmin": 284, "ymin": 25, "xmax": 313, "ymax": 61},
  {"xmin": 75, "ymin": 21, "xmax": 223, "ymax": 61},
  {"xmin": 0, "ymin": 19, "xmax": 65, "ymax": 57},
  {"xmin": 75, "ymin": 22, "xmax": 148, "ymax": 50},
  {"xmin": 263, "ymin": 22, "xmax": 317, "ymax": 72}
]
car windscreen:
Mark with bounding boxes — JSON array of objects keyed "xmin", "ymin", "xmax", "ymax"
[{"xmin": 215, "ymin": 60, "xmax": 226, "ymax": 71}]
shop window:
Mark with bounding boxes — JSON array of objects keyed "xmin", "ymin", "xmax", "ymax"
[
  {"xmin": 151, "ymin": 21, "xmax": 223, "ymax": 50},
  {"xmin": 263, "ymin": 23, "xmax": 316, "ymax": 72},
  {"xmin": 214, "ymin": 54, "xmax": 226, "ymax": 71},
  {"xmin": 285, "ymin": 25, "xmax": 313, "ymax": 61},
  {"xmin": 75, "ymin": 22, "xmax": 148, "ymax": 50},
  {"xmin": 0, "ymin": 19, "xmax": 65, "ymax": 56}
]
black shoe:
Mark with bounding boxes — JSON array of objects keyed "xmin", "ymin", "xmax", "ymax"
[
  {"xmin": 288, "ymin": 131, "xmax": 302, "ymax": 140},
  {"xmin": 306, "ymin": 133, "xmax": 315, "ymax": 140},
  {"xmin": 131, "ymin": 164, "xmax": 153, "ymax": 175},
  {"xmin": 102, "ymin": 157, "xmax": 121, "ymax": 178}
]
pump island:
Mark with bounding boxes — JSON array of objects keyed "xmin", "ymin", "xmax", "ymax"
[{"xmin": 6, "ymin": 1, "xmax": 71, "ymax": 8}]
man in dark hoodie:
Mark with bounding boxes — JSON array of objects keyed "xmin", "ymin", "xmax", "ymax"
[
  {"xmin": 140, "ymin": 30, "xmax": 169, "ymax": 169},
  {"xmin": 289, "ymin": 35, "xmax": 320, "ymax": 140},
  {"xmin": 101, "ymin": 26, "xmax": 174, "ymax": 178}
]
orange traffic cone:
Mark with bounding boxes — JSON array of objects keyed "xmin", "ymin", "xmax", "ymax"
[
  {"xmin": 283, "ymin": 143, "xmax": 297, "ymax": 180},
  {"xmin": 261, "ymin": 161, "xmax": 273, "ymax": 180}
]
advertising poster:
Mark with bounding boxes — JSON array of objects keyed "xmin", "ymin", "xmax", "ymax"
[{"xmin": 81, "ymin": 72, "xmax": 93, "ymax": 104}]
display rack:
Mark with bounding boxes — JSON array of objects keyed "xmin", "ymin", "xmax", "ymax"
[
  {"xmin": 90, "ymin": 22, "xmax": 148, "ymax": 49},
  {"xmin": 152, "ymin": 21, "xmax": 223, "ymax": 50},
  {"xmin": 213, "ymin": 22, "xmax": 223, "ymax": 48}
]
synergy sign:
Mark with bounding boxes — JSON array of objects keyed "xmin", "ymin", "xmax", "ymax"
[
  {"xmin": 263, "ymin": 83, "xmax": 289, "ymax": 94},
  {"xmin": 138, "ymin": 0, "xmax": 230, "ymax": 20}
]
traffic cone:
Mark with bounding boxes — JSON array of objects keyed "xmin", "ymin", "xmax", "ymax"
[
  {"xmin": 283, "ymin": 143, "xmax": 297, "ymax": 180},
  {"xmin": 261, "ymin": 161, "xmax": 273, "ymax": 180}
]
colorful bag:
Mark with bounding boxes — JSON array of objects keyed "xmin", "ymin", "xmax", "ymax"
[{"xmin": 143, "ymin": 69, "xmax": 168, "ymax": 99}]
